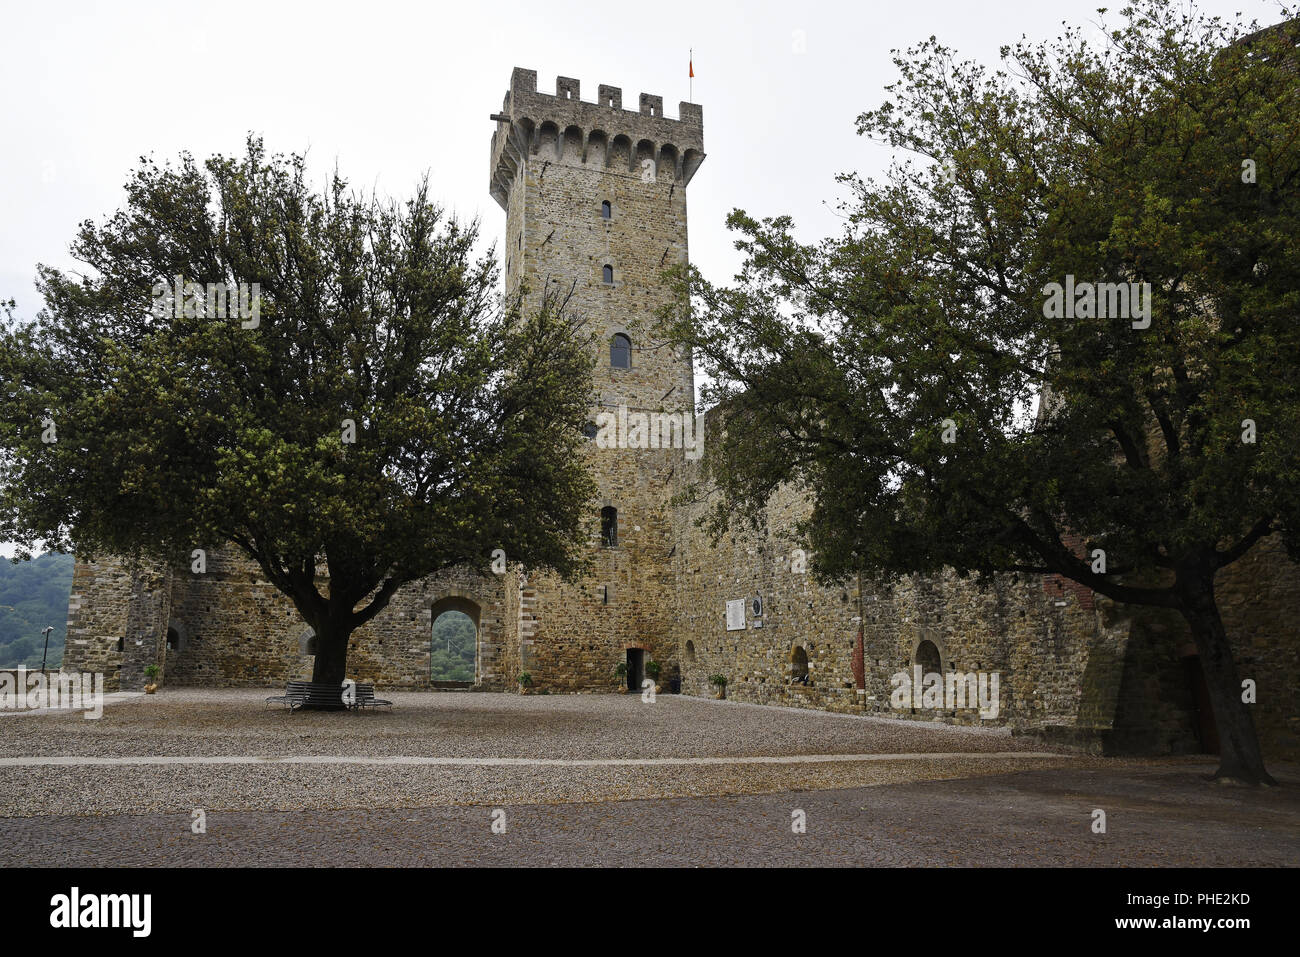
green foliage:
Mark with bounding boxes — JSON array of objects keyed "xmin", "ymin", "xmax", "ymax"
[
  {"xmin": 645, "ymin": 659, "xmax": 661, "ymax": 679},
  {"xmin": 0, "ymin": 552, "xmax": 73, "ymax": 668},
  {"xmin": 0, "ymin": 138, "xmax": 597, "ymax": 681},
  {"xmin": 517, "ymin": 671, "xmax": 532, "ymax": 686},
  {"xmin": 143, "ymin": 664, "xmax": 159, "ymax": 678},
  {"xmin": 708, "ymin": 674, "xmax": 727, "ymax": 687},
  {"xmin": 663, "ymin": 2, "xmax": 1297, "ymax": 782},
  {"xmin": 430, "ymin": 610, "xmax": 475, "ymax": 681},
  {"xmin": 665, "ymin": 3, "xmax": 1300, "ymax": 602}
]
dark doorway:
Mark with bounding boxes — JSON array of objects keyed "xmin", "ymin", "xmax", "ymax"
[
  {"xmin": 1183, "ymin": 654, "xmax": 1220, "ymax": 754},
  {"xmin": 626, "ymin": 648, "xmax": 645, "ymax": 691},
  {"xmin": 914, "ymin": 639, "xmax": 941, "ymax": 675}
]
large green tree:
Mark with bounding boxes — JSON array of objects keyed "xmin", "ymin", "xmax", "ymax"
[
  {"xmin": 665, "ymin": 4, "xmax": 1299, "ymax": 784},
  {"xmin": 0, "ymin": 139, "xmax": 595, "ymax": 691}
]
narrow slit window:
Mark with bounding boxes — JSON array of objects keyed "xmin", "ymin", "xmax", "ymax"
[
  {"xmin": 600, "ymin": 506, "xmax": 618, "ymax": 547},
  {"xmin": 602, "ymin": 264, "xmax": 614, "ymax": 284},
  {"xmin": 601, "ymin": 200, "xmax": 611, "ymax": 219}
]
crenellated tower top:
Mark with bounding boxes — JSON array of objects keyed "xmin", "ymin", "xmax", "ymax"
[{"xmin": 489, "ymin": 67, "xmax": 705, "ymax": 210}]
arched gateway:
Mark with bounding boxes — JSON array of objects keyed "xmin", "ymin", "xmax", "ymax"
[{"xmin": 429, "ymin": 596, "xmax": 481, "ymax": 686}]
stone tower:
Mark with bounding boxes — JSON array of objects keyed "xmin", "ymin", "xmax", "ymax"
[{"xmin": 489, "ymin": 69, "xmax": 705, "ymax": 689}]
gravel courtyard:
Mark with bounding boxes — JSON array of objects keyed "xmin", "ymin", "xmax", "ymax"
[{"xmin": 1, "ymin": 689, "xmax": 1295, "ymax": 865}]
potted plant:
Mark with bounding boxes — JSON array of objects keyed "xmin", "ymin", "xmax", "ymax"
[
  {"xmin": 613, "ymin": 661, "xmax": 628, "ymax": 690},
  {"xmin": 708, "ymin": 674, "xmax": 727, "ymax": 700},
  {"xmin": 645, "ymin": 659, "xmax": 662, "ymax": 693},
  {"xmin": 517, "ymin": 671, "xmax": 533, "ymax": 695},
  {"xmin": 143, "ymin": 664, "xmax": 159, "ymax": 694}
]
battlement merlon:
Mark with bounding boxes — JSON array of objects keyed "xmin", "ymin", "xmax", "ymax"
[{"xmin": 490, "ymin": 67, "xmax": 705, "ymax": 210}]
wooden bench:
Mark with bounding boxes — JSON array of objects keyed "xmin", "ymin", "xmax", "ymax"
[
  {"xmin": 265, "ymin": 680, "xmax": 312, "ymax": 709},
  {"xmin": 354, "ymin": 684, "xmax": 393, "ymax": 711},
  {"xmin": 265, "ymin": 680, "xmax": 393, "ymax": 711}
]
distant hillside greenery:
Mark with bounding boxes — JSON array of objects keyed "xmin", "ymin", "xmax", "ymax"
[
  {"xmin": 430, "ymin": 610, "xmax": 476, "ymax": 681},
  {"xmin": 0, "ymin": 552, "xmax": 74, "ymax": 668}
]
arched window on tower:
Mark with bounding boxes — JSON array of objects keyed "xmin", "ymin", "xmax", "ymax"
[
  {"xmin": 601, "ymin": 200, "xmax": 611, "ymax": 219},
  {"xmin": 600, "ymin": 506, "xmax": 618, "ymax": 547},
  {"xmin": 610, "ymin": 333, "xmax": 631, "ymax": 368},
  {"xmin": 602, "ymin": 264, "xmax": 614, "ymax": 284}
]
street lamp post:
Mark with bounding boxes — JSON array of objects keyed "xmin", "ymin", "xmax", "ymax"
[{"xmin": 40, "ymin": 625, "xmax": 53, "ymax": 674}]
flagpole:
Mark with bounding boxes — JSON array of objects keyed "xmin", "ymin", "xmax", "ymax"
[{"xmin": 689, "ymin": 48, "xmax": 693, "ymax": 102}]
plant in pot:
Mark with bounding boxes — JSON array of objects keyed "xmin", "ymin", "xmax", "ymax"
[
  {"xmin": 613, "ymin": 661, "xmax": 628, "ymax": 691},
  {"xmin": 143, "ymin": 664, "xmax": 159, "ymax": 694},
  {"xmin": 645, "ymin": 659, "xmax": 662, "ymax": 693},
  {"xmin": 708, "ymin": 674, "xmax": 727, "ymax": 700},
  {"xmin": 517, "ymin": 671, "xmax": 533, "ymax": 695}
]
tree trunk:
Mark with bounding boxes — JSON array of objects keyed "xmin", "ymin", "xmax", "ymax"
[
  {"xmin": 308, "ymin": 619, "xmax": 352, "ymax": 709},
  {"xmin": 1177, "ymin": 575, "xmax": 1275, "ymax": 786}
]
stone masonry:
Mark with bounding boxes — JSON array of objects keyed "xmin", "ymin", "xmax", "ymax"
[{"xmin": 60, "ymin": 67, "xmax": 1298, "ymax": 763}]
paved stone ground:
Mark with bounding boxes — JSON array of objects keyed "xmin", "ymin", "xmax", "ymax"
[
  {"xmin": 0, "ymin": 689, "xmax": 1295, "ymax": 865},
  {"xmin": 3, "ymin": 763, "xmax": 1296, "ymax": 866},
  {"xmin": 0, "ymin": 688, "xmax": 1083, "ymax": 816},
  {"xmin": 0, "ymin": 688, "xmax": 1048, "ymax": 759}
]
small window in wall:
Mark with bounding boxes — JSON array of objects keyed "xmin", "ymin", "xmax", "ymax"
[
  {"xmin": 601, "ymin": 200, "xmax": 611, "ymax": 219},
  {"xmin": 600, "ymin": 506, "xmax": 618, "ymax": 547},
  {"xmin": 685, "ymin": 640, "xmax": 696, "ymax": 663},
  {"xmin": 582, "ymin": 421, "xmax": 599, "ymax": 440},
  {"xmin": 166, "ymin": 628, "xmax": 179, "ymax": 653},
  {"xmin": 602, "ymin": 264, "xmax": 614, "ymax": 284},
  {"xmin": 116, "ymin": 637, "xmax": 124, "ymax": 653},
  {"xmin": 610, "ymin": 333, "xmax": 631, "ymax": 368}
]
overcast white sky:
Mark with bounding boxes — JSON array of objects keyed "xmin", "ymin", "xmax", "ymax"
[
  {"xmin": 0, "ymin": 0, "xmax": 1287, "ymax": 557},
  {"xmin": 4, "ymin": 0, "xmax": 1285, "ymax": 315}
]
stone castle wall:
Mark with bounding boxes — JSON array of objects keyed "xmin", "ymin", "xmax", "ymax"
[
  {"xmin": 65, "ymin": 548, "xmax": 513, "ymax": 692},
  {"xmin": 669, "ymin": 408, "xmax": 1299, "ymax": 761},
  {"xmin": 63, "ymin": 557, "xmax": 172, "ymax": 693}
]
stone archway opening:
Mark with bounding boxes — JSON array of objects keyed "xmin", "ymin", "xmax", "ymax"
[
  {"xmin": 430, "ymin": 597, "xmax": 480, "ymax": 686},
  {"xmin": 165, "ymin": 621, "xmax": 187, "ymax": 655},
  {"xmin": 914, "ymin": 639, "xmax": 942, "ymax": 675}
]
